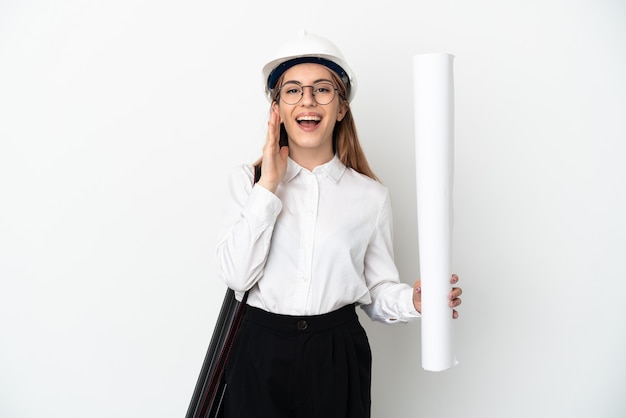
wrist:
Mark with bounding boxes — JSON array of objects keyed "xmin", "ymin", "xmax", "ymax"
[{"xmin": 257, "ymin": 178, "xmax": 279, "ymax": 193}]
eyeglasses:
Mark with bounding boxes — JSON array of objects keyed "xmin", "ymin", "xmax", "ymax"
[{"xmin": 278, "ymin": 81, "xmax": 338, "ymax": 105}]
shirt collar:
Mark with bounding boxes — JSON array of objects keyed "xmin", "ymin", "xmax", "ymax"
[{"xmin": 284, "ymin": 154, "xmax": 346, "ymax": 183}]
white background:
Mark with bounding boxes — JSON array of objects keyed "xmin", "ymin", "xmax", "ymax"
[{"xmin": 1, "ymin": 1, "xmax": 625, "ymax": 417}]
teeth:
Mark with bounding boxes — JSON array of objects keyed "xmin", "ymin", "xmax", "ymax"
[{"xmin": 297, "ymin": 115, "xmax": 321, "ymax": 121}]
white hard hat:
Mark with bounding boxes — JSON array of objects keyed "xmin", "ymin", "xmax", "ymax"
[{"xmin": 262, "ymin": 30, "xmax": 357, "ymax": 103}]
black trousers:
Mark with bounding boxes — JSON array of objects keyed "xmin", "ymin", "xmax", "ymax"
[{"xmin": 222, "ymin": 304, "xmax": 372, "ymax": 418}]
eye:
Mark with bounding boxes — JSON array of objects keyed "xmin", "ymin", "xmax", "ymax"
[
  {"xmin": 281, "ymin": 83, "xmax": 302, "ymax": 95},
  {"xmin": 314, "ymin": 83, "xmax": 333, "ymax": 94}
]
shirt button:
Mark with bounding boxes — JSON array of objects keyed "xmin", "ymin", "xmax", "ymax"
[{"xmin": 297, "ymin": 320, "xmax": 308, "ymax": 331}]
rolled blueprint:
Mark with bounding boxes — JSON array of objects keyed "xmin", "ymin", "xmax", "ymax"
[{"xmin": 413, "ymin": 53, "xmax": 458, "ymax": 372}]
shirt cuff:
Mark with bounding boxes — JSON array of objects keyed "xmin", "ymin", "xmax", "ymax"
[
  {"xmin": 242, "ymin": 184, "xmax": 282, "ymax": 227},
  {"xmin": 401, "ymin": 286, "xmax": 421, "ymax": 319}
]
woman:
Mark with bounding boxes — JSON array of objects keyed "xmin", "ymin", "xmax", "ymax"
[{"xmin": 216, "ymin": 31, "xmax": 462, "ymax": 418}]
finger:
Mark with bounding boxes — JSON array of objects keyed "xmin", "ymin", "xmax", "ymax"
[
  {"xmin": 452, "ymin": 309, "xmax": 458, "ymax": 319},
  {"xmin": 266, "ymin": 107, "xmax": 280, "ymax": 144},
  {"xmin": 450, "ymin": 274, "xmax": 459, "ymax": 284},
  {"xmin": 271, "ymin": 106, "xmax": 281, "ymax": 133},
  {"xmin": 449, "ymin": 287, "xmax": 463, "ymax": 299},
  {"xmin": 413, "ymin": 280, "xmax": 421, "ymax": 294},
  {"xmin": 449, "ymin": 298, "xmax": 462, "ymax": 308}
]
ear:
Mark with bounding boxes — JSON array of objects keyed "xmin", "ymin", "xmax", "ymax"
[{"xmin": 337, "ymin": 103, "xmax": 348, "ymax": 122}]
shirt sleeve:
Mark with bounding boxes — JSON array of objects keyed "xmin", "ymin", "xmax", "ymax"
[
  {"xmin": 216, "ymin": 165, "xmax": 282, "ymax": 299},
  {"xmin": 360, "ymin": 189, "xmax": 421, "ymax": 323}
]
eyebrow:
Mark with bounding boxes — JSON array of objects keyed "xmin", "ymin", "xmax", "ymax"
[{"xmin": 282, "ymin": 78, "xmax": 334, "ymax": 85}]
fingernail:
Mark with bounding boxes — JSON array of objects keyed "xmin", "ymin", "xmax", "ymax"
[{"xmin": 415, "ymin": 287, "xmax": 421, "ymax": 293}]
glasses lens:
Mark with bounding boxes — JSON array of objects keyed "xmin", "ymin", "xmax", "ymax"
[
  {"xmin": 280, "ymin": 82, "xmax": 303, "ymax": 105},
  {"xmin": 279, "ymin": 82, "xmax": 337, "ymax": 105},
  {"xmin": 312, "ymin": 82, "xmax": 336, "ymax": 105}
]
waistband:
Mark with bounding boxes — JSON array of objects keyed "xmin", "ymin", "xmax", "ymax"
[{"xmin": 244, "ymin": 304, "xmax": 357, "ymax": 332}]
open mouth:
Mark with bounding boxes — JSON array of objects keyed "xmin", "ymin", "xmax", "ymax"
[{"xmin": 296, "ymin": 115, "xmax": 321, "ymax": 127}]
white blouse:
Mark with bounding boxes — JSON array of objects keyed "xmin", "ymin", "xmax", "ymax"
[{"xmin": 216, "ymin": 155, "xmax": 420, "ymax": 323}]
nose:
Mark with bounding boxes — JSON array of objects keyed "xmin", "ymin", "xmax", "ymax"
[{"xmin": 300, "ymin": 86, "xmax": 316, "ymax": 106}]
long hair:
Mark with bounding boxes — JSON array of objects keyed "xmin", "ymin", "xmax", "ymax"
[{"xmin": 256, "ymin": 69, "xmax": 379, "ymax": 181}]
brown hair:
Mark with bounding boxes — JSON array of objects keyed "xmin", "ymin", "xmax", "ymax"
[{"xmin": 256, "ymin": 69, "xmax": 379, "ymax": 181}]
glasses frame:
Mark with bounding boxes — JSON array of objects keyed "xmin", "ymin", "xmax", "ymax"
[{"xmin": 277, "ymin": 81, "xmax": 339, "ymax": 106}]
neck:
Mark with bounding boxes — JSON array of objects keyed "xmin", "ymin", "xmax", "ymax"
[{"xmin": 288, "ymin": 147, "xmax": 334, "ymax": 171}]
